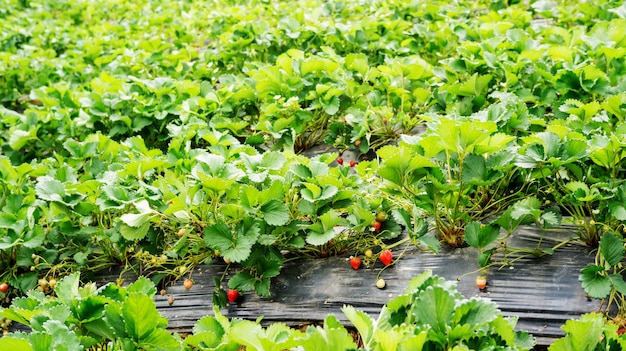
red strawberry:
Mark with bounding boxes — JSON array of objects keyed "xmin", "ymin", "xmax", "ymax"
[
  {"xmin": 371, "ymin": 221, "xmax": 382, "ymax": 232},
  {"xmin": 337, "ymin": 157, "xmax": 344, "ymax": 165},
  {"xmin": 227, "ymin": 289, "xmax": 240, "ymax": 303},
  {"xmin": 379, "ymin": 250, "xmax": 392, "ymax": 266},
  {"xmin": 349, "ymin": 257, "xmax": 361, "ymax": 270},
  {"xmin": 349, "ymin": 160, "xmax": 356, "ymax": 167}
]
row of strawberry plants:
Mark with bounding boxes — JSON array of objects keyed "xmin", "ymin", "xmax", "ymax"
[
  {"xmin": 0, "ymin": 270, "xmax": 539, "ymax": 350},
  {"xmin": 3, "ymin": 0, "xmax": 626, "ymax": 161},
  {"xmin": 2, "ymin": 0, "xmax": 626, "ymax": 326},
  {"xmin": 4, "ymin": 114, "xmax": 626, "ymax": 312},
  {"xmin": 0, "ymin": 130, "xmax": 440, "ymax": 305},
  {"xmin": 3, "ymin": 269, "xmax": 624, "ymax": 350}
]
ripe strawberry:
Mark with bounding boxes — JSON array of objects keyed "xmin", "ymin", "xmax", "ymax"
[
  {"xmin": 476, "ymin": 276, "xmax": 487, "ymax": 290},
  {"xmin": 337, "ymin": 157, "xmax": 344, "ymax": 165},
  {"xmin": 0, "ymin": 283, "xmax": 7, "ymax": 292},
  {"xmin": 227, "ymin": 289, "xmax": 240, "ymax": 303},
  {"xmin": 183, "ymin": 279, "xmax": 193, "ymax": 290},
  {"xmin": 379, "ymin": 250, "xmax": 392, "ymax": 266},
  {"xmin": 349, "ymin": 257, "xmax": 361, "ymax": 270},
  {"xmin": 349, "ymin": 160, "xmax": 356, "ymax": 167},
  {"xmin": 371, "ymin": 221, "xmax": 382, "ymax": 232}
]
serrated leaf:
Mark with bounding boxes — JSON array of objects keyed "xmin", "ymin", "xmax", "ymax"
[
  {"xmin": 34, "ymin": 176, "xmax": 66, "ymax": 203},
  {"xmin": 609, "ymin": 274, "xmax": 626, "ymax": 295},
  {"xmin": 260, "ymin": 199, "xmax": 289, "ymax": 226},
  {"xmin": 0, "ymin": 338, "xmax": 33, "ymax": 350},
  {"xmin": 511, "ymin": 197, "xmax": 542, "ymax": 221},
  {"xmin": 453, "ymin": 298, "xmax": 499, "ymax": 330},
  {"xmin": 550, "ymin": 313, "xmax": 604, "ymax": 351},
  {"xmin": 342, "ymin": 306, "xmax": 374, "ymax": 347},
  {"xmin": 9, "ymin": 129, "xmax": 38, "ymax": 150},
  {"xmin": 139, "ymin": 328, "xmax": 182, "ymax": 350},
  {"xmin": 205, "ymin": 220, "xmax": 259, "ymax": 262},
  {"xmin": 54, "ymin": 272, "xmax": 81, "ymax": 306},
  {"xmin": 464, "ymin": 222, "xmax": 500, "ymax": 249},
  {"xmin": 120, "ymin": 200, "xmax": 157, "ymax": 227},
  {"xmin": 579, "ymin": 265, "xmax": 611, "ymax": 299},
  {"xmin": 229, "ymin": 271, "xmax": 257, "ymax": 291},
  {"xmin": 600, "ymin": 231, "xmax": 624, "ymax": 266},
  {"xmin": 119, "ymin": 222, "xmax": 151, "ymax": 241},
  {"xmin": 123, "ymin": 292, "xmax": 161, "ymax": 341},
  {"xmin": 462, "ymin": 154, "xmax": 487, "ymax": 184},
  {"xmin": 541, "ymin": 207, "xmax": 562, "ymax": 228},
  {"xmin": 413, "ymin": 286, "xmax": 456, "ymax": 335},
  {"xmin": 127, "ymin": 276, "xmax": 157, "ymax": 297}
]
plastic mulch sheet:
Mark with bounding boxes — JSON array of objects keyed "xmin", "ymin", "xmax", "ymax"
[{"xmin": 102, "ymin": 225, "xmax": 597, "ymax": 347}]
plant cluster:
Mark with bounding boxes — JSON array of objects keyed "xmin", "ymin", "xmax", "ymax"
[
  {"xmin": 2, "ymin": 0, "xmax": 626, "ymax": 330},
  {"xmin": 0, "ymin": 271, "xmax": 537, "ymax": 351}
]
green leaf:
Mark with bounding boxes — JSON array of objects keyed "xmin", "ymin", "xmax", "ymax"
[
  {"xmin": 127, "ymin": 276, "xmax": 157, "ymax": 297},
  {"xmin": 298, "ymin": 315, "xmax": 356, "ymax": 350},
  {"xmin": 54, "ymin": 272, "xmax": 81, "ymax": 306},
  {"xmin": 609, "ymin": 274, "xmax": 626, "ymax": 295},
  {"xmin": 9, "ymin": 129, "xmax": 38, "ymax": 150},
  {"xmin": 34, "ymin": 176, "xmax": 66, "ymax": 203},
  {"xmin": 73, "ymin": 296, "xmax": 108, "ymax": 323},
  {"xmin": 540, "ymin": 207, "xmax": 562, "ymax": 229},
  {"xmin": 321, "ymin": 95, "xmax": 340, "ymax": 115},
  {"xmin": 229, "ymin": 272, "xmax": 257, "ymax": 291},
  {"xmin": 489, "ymin": 315, "xmax": 516, "ymax": 346},
  {"xmin": 28, "ymin": 332, "xmax": 53, "ymax": 351},
  {"xmin": 262, "ymin": 151, "xmax": 287, "ymax": 170},
  {"xmin": 447, "ymin": 74, "xmax": 493, "ymax": 97},
  {"xmin": 301, "ymin": 183, "xmax": 322, "ymax": 202},
  {"xmin": 511, "ymin": 197, "xmax": 542, "ymax": 221},
  {"xmin": 204, "ymin": 221, "xmax": 258, "ymax": 263},
  {"xmin": 42, "ymin": 320, "xmax": 83, "ymax": 351},
  {"xmin": 260, "ymin": 199, "xmax": 289, "ymax": 226},
  {"xmin": 0, "ymin": 338, "xmax": 33, "ymax": 350},
  {"xmin": 478, "ymin": 248, "xmax": 495, "ymax": 268},
  {"xmin": 462, "ymin": 154, "xmax": 487, "ymax": 183},
  {"xmin": 120, "ymin": 200, "xmax": 158, "ymax": 227},
  {"xmin": 139, "ymin": 328, "xmax": 182, "ymax": 351},
  {"xmin": 342, "ymin": 306, "xmax": 374, "ymax": 347},
  {"xmin": 453, "ymin": 298, "xmax": 498, "ymax": 330},
  {"xmin": 549, "ymin": 313, "xmax": 605, "ymax": 351},
  {"xmin": 600, "ymin": 232, "xmax": 624, "ymax": 267},
  {"xmin": 464, "ymin": 222, "xmax": 500, "ymax": 249},
  {"xmin": 123, "ymin": 292, "xmax": 161, "ymax": 342},
  {"xmin": 579, "ymin": 265, "xmax": 611, "ymax": 299},
  {"xmin": 119, "ymin": 222, "xmax": 151, "ymax": 241},
  {"xmin": 413, "ymin": 286, "xmax": 456, "ymax": 335},
  {"xmin": 305, "ymin": 210, "xmax": 343, "ymax": 246}
]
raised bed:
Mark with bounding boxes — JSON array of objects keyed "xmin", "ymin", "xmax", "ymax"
[{"xmin": 94, "ymin": 225, "xmax": 597, "ymax": 348}]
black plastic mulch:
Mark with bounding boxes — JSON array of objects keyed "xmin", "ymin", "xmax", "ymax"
[{"xmin": 97, "ymin": 225, "xmax": 598, "ymax": 348}]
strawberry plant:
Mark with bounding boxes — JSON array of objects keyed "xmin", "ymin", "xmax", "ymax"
[
  {"xmin": 579, "ymin": 231, "xmax": 626, "ymax": 318},
  {"xmin": 549, "ymin": 313, "xmax": 626, "ymax": 351},
  {"xmin": 0, "ymin": 272, "xmax": 183, "ymax": 350},
  {"xmin": 344, "ymin": 270, "xmax": 535, "ymax": 350},
  {"xmin": 377, "ymin": 117, "xmax": 520, "ymax": 247}
]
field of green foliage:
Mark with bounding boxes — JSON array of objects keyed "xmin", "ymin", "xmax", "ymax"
[{"xmin": 3, "ymin": 0, "xmax": 626, "ymax": 349}]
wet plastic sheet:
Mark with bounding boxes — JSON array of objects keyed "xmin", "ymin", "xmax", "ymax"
[{"xmin": 102, "ymin": 225, "xmax": 597, "ymax": 347}]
